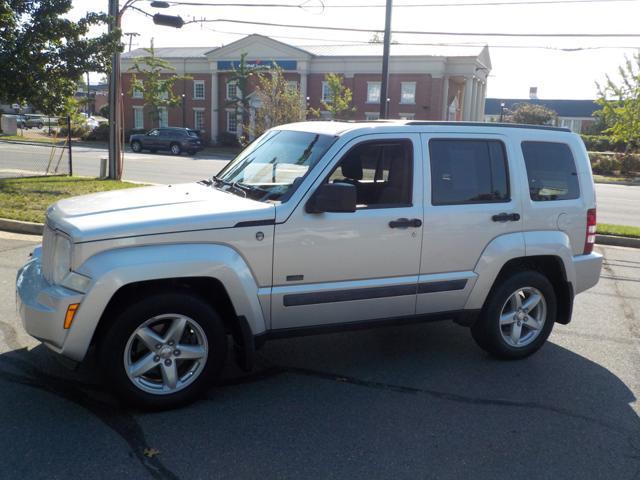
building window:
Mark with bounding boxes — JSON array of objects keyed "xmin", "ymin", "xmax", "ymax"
[
  {"xmin": 365, "ymin": 112, "xmax": 380, "ymax": 121},
  {"xmin": 399, "ymin": 113, "xmax": 415, "ymax": 120},
  {"xmin": 367, "ymin": 82, "xmax": 381, "ymax": 104},
  {"xmin": 560, "ymin": 118, "xmax": 581, "ymax": 133},
  {"xmin": 227, "ymin": 81, "xmax": 239, "ymax": 100},
  {"xmin": 287, "ymin": 80, "xmax": 298, "ymax": 92},
  {"xmin": 321, "ymin": 81, "xmax": 331, "ymax": 103},
  {"xmin": 133, "ymin": 107, "xmax": 144, "ymax": 129},
  {"xmin": 158, "ymin": 107, "xmax": 168, "ymax": 127},
  {"xmin": 226, "ymin": 110, "xmax": 237, "ymax": 133},
  {"xmin": 193, "ymin": 80, "xmax": 205, "ymax": 100},
  {"xmin": 132, "ymin": 86, "xmax": 143, "ymax": 99},
  {"xmin": 400, "ymin": 82, "xmax": 416, "ymax": 104},
  {"xmin": 194, "ymin": 109, "xmax": 205, "ymax": 131}
]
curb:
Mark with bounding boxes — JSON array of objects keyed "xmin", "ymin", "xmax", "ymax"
[
  {"xmin": 595, "ymin": 234, "xmax": 640, "ymax": 249},
  {"xmin": 0, "ymin": 139, "xmax": 65, "ymax": 148},
  {"xmin": 0, "ymin": 218, "xmax": 44, "ymax": 235},
  {"xmin": 1, "ymin": 217, "xmax": 639, "ymax": 249},
  {"xmin": 594, "ymin": 180, "xmax": 640, "ymax": 187}
]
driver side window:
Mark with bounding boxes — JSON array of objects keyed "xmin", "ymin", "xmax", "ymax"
[
  {"xmin": 327, "ymin": 139, "xmax": 413, "ymax": 208},
  {"xmin": 148, "ymin": 129, "xmax": 159, "ymax": 137}
]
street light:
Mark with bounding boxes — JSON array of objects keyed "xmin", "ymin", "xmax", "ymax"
[
  {"xmin": 499, "ymin": 102, "xmax": 506, "ymax": 122},
  {"xmin": 181, "ymin": 93, "xmax": 186, "ymax": 127}
]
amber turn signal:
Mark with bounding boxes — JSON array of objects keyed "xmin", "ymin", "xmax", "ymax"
[{"xmin": 64, "ymin": 303, "xmax": 80, "ymax": 329}]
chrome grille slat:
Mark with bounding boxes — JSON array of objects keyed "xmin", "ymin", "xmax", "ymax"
[{"xmin": 41, "ymin": 225, "xmax": 56, "ymax": 284}]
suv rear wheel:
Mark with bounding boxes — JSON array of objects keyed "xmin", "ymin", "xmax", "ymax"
[
  {"xmin": 170, "ymin": 143, "xmax": 182, "ymax": 155},
  {"xmin": 471, "ymin": 271, "xmax": 556, "ymax": 359},
  {"xmin": 98, "ymin": 292, "xmax": 227, "ymax": 409}
]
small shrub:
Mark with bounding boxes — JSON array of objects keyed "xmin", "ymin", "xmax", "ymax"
[
  {"xmin": 58, "ymin": 124, "xmax": 91, "ymax": 138},
  {"xmin": 217, "ymin": 131, "xmax": 240, "ymax": 147},
  {"xmin": 82, "ymin": 123, "xmax": 109, "ymax": 142},
  {"xmin": 619, "ymin": 154, "xmax": 640, "ymax": 176},
  {"xmin": 581, "ymin": 134, "xmax": 629, "ymax": 152}
]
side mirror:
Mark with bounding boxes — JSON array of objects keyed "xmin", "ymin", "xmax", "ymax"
[{"xmin": 306, "ymin": 183, "xmax": 357, "ymax": 214}]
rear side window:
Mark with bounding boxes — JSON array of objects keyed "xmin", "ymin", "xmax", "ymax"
[
  {"xmin": 521, "ymin": 141, "xmax": 579, "ymax": 201},
  {"xmin": 429, "ymin": 139, "xmax": 510, "ymax": 206}
]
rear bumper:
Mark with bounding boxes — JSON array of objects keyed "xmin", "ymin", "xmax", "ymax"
[
  {"xmin": 572, "ymin": 252, "xmax": 603, "ymax": 294},
  {"xmin": 16, "ymin": 257, "xmax": 84, "ymax": 354}
]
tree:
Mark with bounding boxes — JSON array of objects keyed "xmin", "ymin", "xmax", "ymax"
[
  {"xmin": 508, "ymin": 103, "xmax": 557, "ymax": 125},
  {"xmin": 595, "ymin": 53, "xmax": 640, "ymax": 149},
  {"xmin": 251, "ymin": 65, "xmax": 308, "ymax": 138},
  {"xmin": 0, "ymin": 0, "xmax": 120, "ymax": 114},
  {"xmin": 321, "ymin": 73, "xmax": 356, "ymax": 120},
  {"xmin": 128, "ymin": 40, "xmax": 191, "ymax": 127},
  {"xmin": 225, "ymin": 52, "xmax": 267, "ymax": 140}
]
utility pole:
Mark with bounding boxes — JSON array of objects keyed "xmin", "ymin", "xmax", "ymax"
[
  {"xmin": 124, "ymin": 32, "xmax": 140, "ymax": 52},
  {"xmin": 378, "ymin": 0, "xmax": 393, "ymax": 119},
  {"xmin": 108, "ymin": 0, "xmax": 122, "ymax": 180}
]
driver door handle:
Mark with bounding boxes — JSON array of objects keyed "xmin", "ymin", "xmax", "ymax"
[{"xmin": 389, "ymin": 218, "xmax": 422, "ymax": 229}]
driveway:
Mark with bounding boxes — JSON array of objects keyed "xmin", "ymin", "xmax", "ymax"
[{"xmin": 0, "ymin": 233, "xmax": 638, "ymax": 479}]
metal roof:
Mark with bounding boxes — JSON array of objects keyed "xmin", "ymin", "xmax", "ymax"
[
  {"xmin": 121, "ymin": 47, "xmax": 215, "ymax": 59},
  {"xmin": 485, "ymin": 98, "xmax": 599, "ymax": 118},
  {"xmin": 300, "ymin": 43, "xmax": 486, "ymax": 58}
]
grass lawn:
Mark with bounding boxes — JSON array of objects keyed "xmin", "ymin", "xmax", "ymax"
[
  {"xmin": 593, "ymin": 174, "xmax": 639, "ymax": 184},
  {"xmin": 0, "ymin": 176, "xmax": 143, "ymax": 223},
  {"xmin": 597, "ymin": 223, "xmax": 640, "ymax": 239},
  {"xmin": 0, "ymin": 134, "xmax": 64, "ymax": 144}
]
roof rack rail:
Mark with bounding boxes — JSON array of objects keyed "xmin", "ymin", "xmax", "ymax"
[{"xmin": 404, "ymin": 121, "xmax": 571, "ymax": 132}]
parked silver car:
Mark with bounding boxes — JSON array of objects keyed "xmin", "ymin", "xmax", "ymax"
[{"xmin": 17, "ymin": 121, "xmax": 602, "ymax": 409}]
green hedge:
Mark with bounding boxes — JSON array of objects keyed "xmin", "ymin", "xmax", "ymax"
[
  {"xmin": 581, "ymin": 135, "xmax": 633, "ymax": 153},
  {"xmin": 590, "ymin": 152, "xmax": 640, "ymax": 176},
  {"xmin": 82, "ymin": 123, "xmax": 109, "ymax": 142}
]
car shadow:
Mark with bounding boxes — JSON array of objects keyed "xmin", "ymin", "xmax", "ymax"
[{"xmin": 0, "ymin": 321, "xmax": 638, "ymax": 480}]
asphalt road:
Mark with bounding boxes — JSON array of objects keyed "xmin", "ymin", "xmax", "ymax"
[
  {"xmin": 0, "ymin": 232, "xmax": 639, "ymax": 479},
  {"xmin": 1, "ymin": 141, "xmax": 639, "ymax": 227}
]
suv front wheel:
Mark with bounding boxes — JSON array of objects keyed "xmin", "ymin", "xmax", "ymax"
[
  {"xmin": 98, "ymin": 291, "xmax": 227, "ymax": 409},
  {"xmin": 471, "ymin": 270, "xmax": 556, "ymax": 359}
]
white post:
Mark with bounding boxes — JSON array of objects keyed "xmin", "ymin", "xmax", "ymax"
[
  {"xmin": 470, "ymin": 79, "xmax": 478, "ymax": 121},
  {"xmin": 463, "ymin": 77, "xmax": 473, "ymax": 121},
  {"xmin": 441, "ymin": 75, "xmax": 449, "ymax": 121},
  {"xmin": 211, "ymin": 71, "xmax": 218, "ymax": 144}
]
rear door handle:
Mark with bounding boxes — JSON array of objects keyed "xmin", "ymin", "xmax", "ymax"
[
  {"xmin": 389, "ymin": 218, "xmax": 423, "ymax": 228},
  {"xmin": 492, "ymin": 212, "xmax": 520, "ymax": 222}
]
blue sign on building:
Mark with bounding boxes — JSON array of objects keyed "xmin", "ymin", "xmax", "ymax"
[{"xmin": 217, "ymin": 60, "xmax": 297, "ymax": 71}]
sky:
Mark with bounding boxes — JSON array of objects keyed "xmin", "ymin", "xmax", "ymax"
[{"xmin": 70, "ymin": 0, "xmax": 640, "ymax": 100}]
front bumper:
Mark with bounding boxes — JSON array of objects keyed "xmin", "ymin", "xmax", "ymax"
[
  {"xmin": 573, "ymin": 252, "xmax": 603, "ymax": 294},
  {"xmin": 16, "ymin": 257, "xmax": 84, "ymax": 354}
]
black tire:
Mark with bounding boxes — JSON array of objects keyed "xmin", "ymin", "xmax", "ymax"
[
  {"xmin": 131, "ymin": 141, "xmax": 142, "ymax": 153},
  {"xmin": 98, "ymin": 292, "xmax": 227, "ymax": 409},
  {"xmin": 37, "ymin": 123, "xmax": 43, "ymax": 129},
  {"xmin": 170, "ymin": 143, "xmax": 182, "ymax": 155},
  {"xmin": 471, "ymin": 270, "xmax": 556, "ymax": 360}
]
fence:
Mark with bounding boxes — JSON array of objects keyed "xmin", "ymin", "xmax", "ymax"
[{"xmin": 0, "ymin": 116, "xmax": 73, "ymax": 179}]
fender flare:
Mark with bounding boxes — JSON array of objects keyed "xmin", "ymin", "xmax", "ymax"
[
  {"xmin": 464, "ymin": 231, "xmax": 575, "ymax": 311},
  {"xmin": 61, "ymin": 243, "xmax": 266, "ymax": 362}
]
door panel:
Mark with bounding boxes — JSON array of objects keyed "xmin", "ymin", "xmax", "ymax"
[
  {"xmin": 271, "ymin": 133, "xmax": 423, "ymax": 330},
  {"xmin": 417, "ymin": 134, "xmax": 523, "ymax": 315}
]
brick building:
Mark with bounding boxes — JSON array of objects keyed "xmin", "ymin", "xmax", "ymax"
[{"xmin": 120, "ymin": 34, "xmax": 491, "ymax": 143}]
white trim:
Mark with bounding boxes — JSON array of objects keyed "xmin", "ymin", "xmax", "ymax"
[
  {"xmin": 132, "ymin": 87, "xmax": 143, "ymax": 99},
  {"xmin": 158, "ymin": 107, "xmax": 168, "ymax": 127},
  {"xmin": 193, "ymin": 108, "xmax": 205, "ymax": 131},
  {"xmin": 193, "ymin": 80, "xmax": 205, "ymax": 100},
  {"xmin": 398, "ymin": 112, "xmax": 415, "ymax": 120}
]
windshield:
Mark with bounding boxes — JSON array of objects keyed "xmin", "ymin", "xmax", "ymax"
[{"xmin": 215, "ymin": 130, "xmax": 336, "ymax": 202}]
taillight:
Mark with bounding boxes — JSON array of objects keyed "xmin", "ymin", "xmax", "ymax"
[{"xmin": 584, "ymin": 208, "xmax": 596, "ymax": 254}]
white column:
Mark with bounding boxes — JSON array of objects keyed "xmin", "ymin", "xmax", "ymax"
[
  {"xmin": 479, "ymin": 82, "xmax": 487, "ymax": 120},
  {"xmin": 300, "ymin": 71, "xmax": 308, "ymax": 113},
  {"xmin": 470, "ymin": 79, "xmax": 479, "ymax": 121},
  {"xmin": 441, "ymin": 75, "xmax": 449, "ymax": 121},
  {"xmin": 210, "ymin": 71, "xmax": 218, "ymax": 143},
  {"xmin": 463, "ymin": 77, "xmax": 473, "ymax": 121},
  {"xmin": 475, "ymin": 81, "xmax": 484, "ymax": 122}
]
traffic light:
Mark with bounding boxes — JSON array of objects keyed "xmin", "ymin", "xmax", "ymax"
[{"xmin": 153, "ymin": 13, "xmax": 184, "ymax": 28}]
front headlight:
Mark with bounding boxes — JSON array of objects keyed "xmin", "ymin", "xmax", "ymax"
[{"xmin": 52, "ymin": 235, "xmax": 72, "ymax": 285}]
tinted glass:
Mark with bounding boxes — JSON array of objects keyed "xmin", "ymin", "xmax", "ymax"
[
  {"xmin": 521, "ymin": 141, "xmax": 579, "ymax": 201},
  {"xmin": 328, "ymin": 140, "xmax": 413, "ymax": 207},
  {"xmin": 217, "ymin": 130, "xmax": 336, "ymax": 202},
  {"xmin": 429, "ymin": 139, "xmax": 510, "ymax": 205}
]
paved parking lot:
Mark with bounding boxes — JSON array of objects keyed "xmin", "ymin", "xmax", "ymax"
[{"xmin": 0, "ymin": 231, "xmax": 638, "ymax": 479}]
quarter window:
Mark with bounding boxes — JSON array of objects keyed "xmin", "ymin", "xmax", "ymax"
[
  {"xmin": 327, "ymin": 140, "xmax": 413, "ymax": 208},
  {"xmin": 429, "ymin": 139, "xmax": 510, "ymax": 205},
  {"xmin": 521, "ymin": 141, "xmax": 579, "ymax": 201}
]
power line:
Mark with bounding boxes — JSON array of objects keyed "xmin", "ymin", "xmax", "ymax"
[
  {"xmin": 161, "ymin": 0, "xmax": 639, "ymax": 7},
  {"xmin": 186, "ymin": 17, "xmax": 640, "ymax": 37}
]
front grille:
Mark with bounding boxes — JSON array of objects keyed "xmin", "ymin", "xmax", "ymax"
[{"xmin": 41, "ymin": 225, "xmax": 56, "ymax": 284}]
